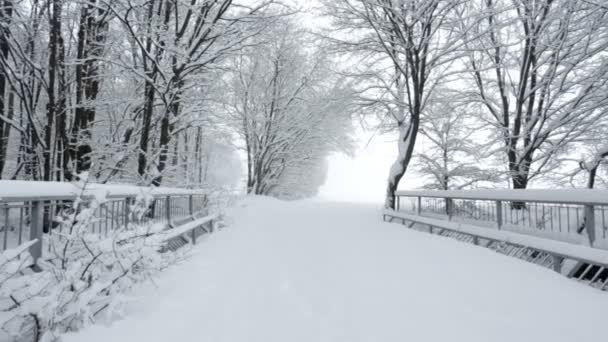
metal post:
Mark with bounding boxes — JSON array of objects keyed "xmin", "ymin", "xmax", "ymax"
[
  {"xmin": 3, "ymin": 203, "xmax": 9, "ymax": 250},
  {"xmin": 396, "ymin": 196, "xmax": 400, "ymax": 211},
  {"xmin": 29, "ymin": 201, "xmax": 43, "ymax": 265},
  {"xmin": 191, "ymin": 227, "xmax": 197, "ymax": 244},
  {"xmin": 551, "ymin": 254, "xmax": 563, "ymax": 273},
  {"xmin": 124, "ymin": 198, "xmax": 131, "ymax": 227},
  {"xmin": 165, "ymin": 196, "xmax": 171, "ymax": 226},
  {"xmin": 446, "ymin": 198, "xmax": 452, "ymax": 220},
  {"xmin": 584, "ymin": 204, "xmax": 596, "ymax": 246},
  {"xmin": 496, "ymin": 200, "xmax": 503, "ymax": 230},
  {"xmin": 188, "ymin": 195, "xmax": 194, "ymax": 216},
  {"xmin": 417, "ymin": 196, "xmax": 422, "ymax": 215}
]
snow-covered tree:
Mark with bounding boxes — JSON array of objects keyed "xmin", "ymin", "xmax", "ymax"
[
  {"xmin": 415, "ymin": 94, "xmax": 499, "ymax": 190},
  {"xmin": 223, "ymin": 19, "xmax": 354, "ymax": 198},
  {"xmin": 322, "ymin": 0, "xmax": 470, "ymax": 208},
  {"xmin": 462, "ymin": 0, "xmax": 608, "ymax": 195}
]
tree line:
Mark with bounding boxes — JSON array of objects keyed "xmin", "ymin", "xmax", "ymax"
[
  {"xmin": 0, "ymin": 0, "xmax": 353, "ymax": 199},
  {"xmin": 323, "ymin": 0, "xmax": 608, "ymax": 207}
]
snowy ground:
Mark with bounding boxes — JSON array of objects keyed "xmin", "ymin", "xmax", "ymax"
[{"xmin": 63, "ymin": 197, "xmax": 608, "ymax": 342}]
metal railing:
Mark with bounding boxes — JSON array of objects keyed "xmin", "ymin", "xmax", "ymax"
[
  {"xmin": 394, "ymin": 189, "xmax": 608, "ymax": 248},
  {"xmin": 0, "ymin": 181, "xmax": 209, "ymax": 263},
  {"xmin": 387, "ymin": 189, "xmax": 608, "ymax": 290}
]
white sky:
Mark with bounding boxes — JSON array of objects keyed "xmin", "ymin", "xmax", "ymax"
[{"xmin": 318, "ymin": 130, "xmax": 421, "ymax": 203}]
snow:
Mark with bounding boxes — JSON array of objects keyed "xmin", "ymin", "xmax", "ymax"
[
  {"xmin": 385, "ymin": 210, "xmax": 608, "ymax": 265},
  {"xmin": 0, "ymin": 180, "xmax": 201, "ymax": 201},
  {"xmin": 62, "ymin": 197, "xmax": 608, "ymax": 342},
  {"xmin": 395, "ymin": 188, "xmax": 608, "ymax": 205},
  {"xmin": 157, "ymin": 214, "xmax": 219, "ymax": 242}
]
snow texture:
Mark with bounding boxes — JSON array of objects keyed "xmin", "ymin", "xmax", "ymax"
[
  {"xmin": 0, "ymin": 180, "xmax": 200, "ymax": 201},
  {"xmin": 63, "ymin": 197, "xmax": 608, "ymax": 342}
]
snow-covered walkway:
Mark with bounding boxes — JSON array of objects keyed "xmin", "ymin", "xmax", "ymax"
[{"xmin": 65, "ymin": 197, "xmax": 608, "ymax": 342}]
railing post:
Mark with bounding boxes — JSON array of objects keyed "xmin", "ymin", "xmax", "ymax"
[
  {"xmin": 124, "ymin": 197, "xmax": 131, "ymax": 227},
  {"xmin": 417, "ymin": 196, "xmax": 422, "ymax": 215},
  {"xmin": 191, "ymin": 225, "xmax": 197, "ymax": 245},
  {"xmin": 29, "ymin": 201, "xmax": 43, "ymax": 265},
  {"xmin": 446, "ymin": 198, "xmax": 452, "ymax": 220},
  {"xmin": 584, "ymin": 204, "xmax": 596, "ymax": 246},
  {"xmin": 396, "ymin": 195, "xmax": 400, "ymax": 211},
  {"xmin": 496, "ymin": 200, "xmax": 503, "ymax": 230},
  {"xmin": 188, "ymin": 195, "xmax": 194, "ymax": 216},
  {"xmin": 551, "ymin": 254, "xmax": 563, "ymax": 273},
  {"xmin": 165, "ymin": 196, "xmax": 171, "ymax": 225}
]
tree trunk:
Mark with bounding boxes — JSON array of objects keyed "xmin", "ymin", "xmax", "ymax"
[
  {"xmin": 510, "ymin": 172, "xmax": 529, "ymax": 209},
  {"xmin": 0, "ymin": 0, "xmax": 13, "ymax": 178},
  {"xmin": 71, "ymin": 1, "xmax": 104, "ymax": 177},
  {"xmin": 385, "ymin": 120, "xmax": 419, "ymax": 209},
  {"xmin": 587, "ymin": 166, "xmax": 598, "ymax": 189},
  {"xmin": 138, "ymin": 79, "xmax": 154, "ymax": 180},
  {"xmin": 44, "ymin": 0, "xmax": 62, "ymax": 182}
]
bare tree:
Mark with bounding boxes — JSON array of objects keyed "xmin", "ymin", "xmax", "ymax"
[
  {"xmin": 224, "ymin": 20, "xmax": 353, "ymax": 197},
  {"xmin": 463, "ymin": 0, "xmax": 608, "ymax": 199},
  {"xmin": 323, "ymin": 0, "xmax": 468, "ymax": 208},
  {"xmin": 415, "ymin": 94, "xmax": 499, "ymax": 190}
]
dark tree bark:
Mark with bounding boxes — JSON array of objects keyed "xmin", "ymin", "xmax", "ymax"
[
  {"xmin": 0, "ymin": 0, "xmax": 13, "ymax": 177},
  {"xmin": 44, "ymin": 0, "xmax": 63, "ymax": 182},
  {"xmin": 70, "ymin": 1, "xmax": 108, "ymax": 178}
]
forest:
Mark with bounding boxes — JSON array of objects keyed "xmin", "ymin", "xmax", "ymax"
[{"xmin": 0, "ymin": 0, "xmax": 607, "ymax": 206}]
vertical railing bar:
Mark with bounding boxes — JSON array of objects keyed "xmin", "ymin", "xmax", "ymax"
[
  {"xmin": 601, "ymin": 206, "xmax": 606, "ymax": 239},
  {"xmin": 104, "ymin": 204, "xmax": 109, "ymax": 237},
  {"xmin": 124, "ymin": 198, "xmax": 130, "ymax": 228},
  {"xmin": 496, "ymin": 200, "xmax": 503, "ymax": 230},
  {"xmin": 110, "ymin": 201, "xmax": 115, "ymax": 232},
  {"xmin": 585, "ymin": 204, "xmax": 596, "ymax": 246},
  {"xmin": 567, "ymin": 206, "xmax": 571, "ymax": 233},
  {"xmin": 29, "ymin": 201, "xmax": 43, "ymax": 265},
  {"xmin": 18, "ymin": 205, "xmax": 24, "ymax": 245},
  {"xmin": 576, "ymin": 207, "xmax": 580, "ymax": 233},
  {"xmin": 165, "ymin": 196, "xmax": 171, "ymax": 226},
  {"xmin": 558, "ymin": 206, "xmax": 562, "ymax": 232},
  {"xmin": 3, "ymin": 204, "xmax": 9, "ymax": 251}
]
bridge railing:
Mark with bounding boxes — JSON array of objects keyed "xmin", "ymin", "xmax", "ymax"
[
  {"xmin": 394, "ymin": 189, "xmax": 608, "ymax": 249},
  {"xmin": 0, "ymin": 180, "xmax": 209, "ymax": 262}
]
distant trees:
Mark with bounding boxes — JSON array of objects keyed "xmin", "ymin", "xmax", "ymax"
[
  {"xmin": 415, "ymin": 95, "xmax": 498, "ymax": 190},
  {"xmin": 223, "ymin": 20, "xmax": 353, "ymax": 198}
]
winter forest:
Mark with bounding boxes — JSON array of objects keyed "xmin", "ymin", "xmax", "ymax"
[
  {"xmin": 1, "ymin": 0, "xmax": 608, "ymax": 204},
  {"xmin": 2, "ymin": 0, "xmax": 608, "ymax": 341}
]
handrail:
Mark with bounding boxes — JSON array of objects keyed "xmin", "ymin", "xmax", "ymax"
[
  {"xmin": 395, "ymin": 189, "xmax": 608, "ymax": 206},
  {"xmin": 0, "ymin": 180, "xmax": 201, "ymax": 201},
  {"xmin": 384, "ymin": 210, "xmax": 608, "ymax": 267},
  {"xmin": 394, "ymin": 189, "xmax": 608, "ymax": 248},
  {"xmin": 0, "ymin": 180, "xmax": 209, "ymax": 264}
]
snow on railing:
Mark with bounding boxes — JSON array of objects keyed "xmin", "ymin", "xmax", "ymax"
[
  {"xmin": 0, "ymin": 180, "xmax": 209, "ymax": 263},
  {"xmin": 387, "ymin": 189, "xmax": 608, "ymax": 290},
  {"xmin": 393, "ymin": 189, "xmax": 608, "ymax": 248}
]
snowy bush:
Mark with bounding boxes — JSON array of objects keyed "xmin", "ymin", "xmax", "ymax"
[{"xmin": 0, "ymin": 181, "xmax": 182, "ymax": 342}]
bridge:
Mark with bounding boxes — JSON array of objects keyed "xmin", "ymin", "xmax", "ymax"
[{"xmin": 1, "ymin": 183, "xmax": 608, "ymax": 341}]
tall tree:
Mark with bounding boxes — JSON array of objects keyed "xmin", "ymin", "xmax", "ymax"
[
  {"xmin": 464, "ymin": 0, "xmax": 608, "ymax": 197},
  {"xmin": 324, "ymin": 0, "xmax": 468, "ymax": 208}
]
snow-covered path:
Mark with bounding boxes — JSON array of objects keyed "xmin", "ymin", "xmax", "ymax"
[{"xmin": 65, "ymin": 197, "xmax": 608, "ymax": 342}]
